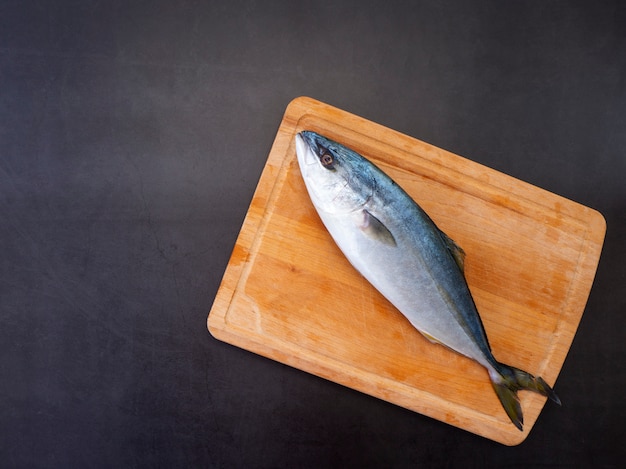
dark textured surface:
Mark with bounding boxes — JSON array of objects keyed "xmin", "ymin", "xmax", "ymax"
[{"xmin": 1, "ymin": 1, "xmax": 624, "ymax": 467}]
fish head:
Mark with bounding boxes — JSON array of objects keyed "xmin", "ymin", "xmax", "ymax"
[{"xmin": 296, "ymin": 131, "xmax": 373, "ymax": 214}]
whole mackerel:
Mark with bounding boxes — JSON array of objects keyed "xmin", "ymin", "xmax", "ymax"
[{"xmin": 295, "ymin": 130, "xmax": 560, "ymax": 431}]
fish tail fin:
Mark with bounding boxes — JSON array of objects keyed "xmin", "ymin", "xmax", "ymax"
[{"xmin": 489, "ymin": 363, "xmax": 561, "ymax": 431}]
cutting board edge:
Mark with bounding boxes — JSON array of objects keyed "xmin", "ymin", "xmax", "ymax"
[{"xmin": 208, "ymin": 315, "xmax": 534, "ymax": 446}]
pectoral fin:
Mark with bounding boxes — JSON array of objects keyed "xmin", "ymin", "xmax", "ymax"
[
  {"xmin": 439, "ymin": 230, "xmax": 466, "ymax": 272},
  {"xmin": 359, "ymin": 210, "xmax": 396, "ymax": 247}
]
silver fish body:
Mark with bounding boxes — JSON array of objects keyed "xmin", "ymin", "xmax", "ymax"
[{"xmin": 295, "ymin": 130, "xmax": 560, "ymax": 431}]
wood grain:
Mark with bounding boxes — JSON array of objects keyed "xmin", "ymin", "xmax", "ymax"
[{"xmin": 207, "ymin": 97, "xmax": 605, "ymax": 445}]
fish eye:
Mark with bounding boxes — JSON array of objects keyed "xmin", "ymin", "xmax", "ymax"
[{"xmin": 320, "ymin": 152, "xmax": 334, "ymax": 169}]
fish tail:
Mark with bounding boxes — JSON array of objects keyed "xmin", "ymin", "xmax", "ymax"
[{"xmin": 489, "ymin": 363, "xmax": 561, "ymax": 431}]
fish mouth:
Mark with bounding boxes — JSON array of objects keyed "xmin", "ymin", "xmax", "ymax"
[
  {"xmin": 298, "ymin": 131, "xmax": 319, "ymax": 152},
  {"xmin": 295, "ymin": 133, "xmax": 319, "ymax": 169}
]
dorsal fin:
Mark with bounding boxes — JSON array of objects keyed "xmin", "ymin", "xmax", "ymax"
[
  {"xmin": 359, "ymin": 209, "xmax": 397, "ymax": 247},
  {"xmin": 439, "ymin": 230, "xmax": 466, "ymax": 272}
]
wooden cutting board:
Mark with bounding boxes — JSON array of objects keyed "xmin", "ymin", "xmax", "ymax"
[{"xmin": 208, "ymin": 97, "xmax": 605, "ymax": 445}]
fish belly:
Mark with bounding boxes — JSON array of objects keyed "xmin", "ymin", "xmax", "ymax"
[{"xmin": 316, "ymin": 208, "xmax": 493, "ymax": 370}]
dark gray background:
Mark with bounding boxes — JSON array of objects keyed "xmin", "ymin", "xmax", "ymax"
[{"xmin": 1, "ymin": 1, "xmax": 624, "ymax": 467}]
